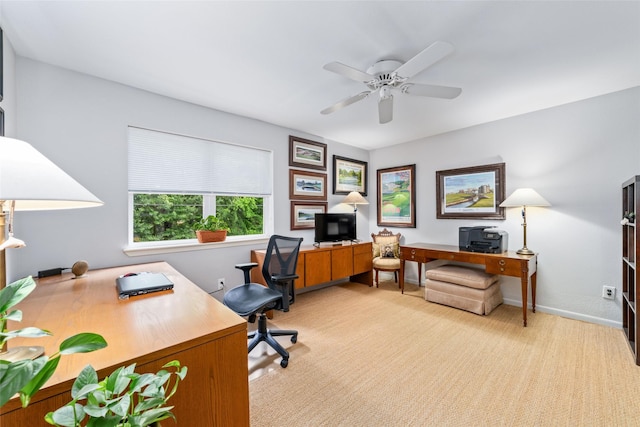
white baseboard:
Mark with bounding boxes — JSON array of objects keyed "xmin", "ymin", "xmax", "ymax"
[{"xmin": 502, "ymin": 298, "xmax": 622, "ymax": 329}]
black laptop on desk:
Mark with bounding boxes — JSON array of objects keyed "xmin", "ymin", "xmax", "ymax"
[{"xmin": 116, "ymin": 272, "xmax": 174, "ymax": 300}]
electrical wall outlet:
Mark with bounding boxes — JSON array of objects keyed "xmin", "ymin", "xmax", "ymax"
[
  {"xmin": 217, "ymin": 278, "xmax": 225, "ymax": 291},
  {"xmin": 603, "ymin": 285, "xmax": 616, "ymax": 300}
]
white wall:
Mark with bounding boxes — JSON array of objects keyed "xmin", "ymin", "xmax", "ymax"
[
  {"xmin": 369, "ymin": 87, "xmax": 640, "ymax": 327},
  {"xmin": 10, "ymin": 57, "xmax": 368, "ymax": 299},
  {"xmin": 1, "ymin": 29, "xmax": 17, "ymax": 136}
]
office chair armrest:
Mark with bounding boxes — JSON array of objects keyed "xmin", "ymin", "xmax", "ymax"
[
  {"xmin": 270, "ymin": 273, "xmax": 299, "ymax": 283},
  {"xmin": 235, "ymin": 262, "xmax": 258, "ymax": 270},
  {"xmin": 235, "ymin": 262, "xmax": 259, "ymax": 284}
]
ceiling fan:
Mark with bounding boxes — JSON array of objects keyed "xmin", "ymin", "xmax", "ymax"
[{"xmin": 320, "ymin": 41, "xmax": 462, "ymax": 124}]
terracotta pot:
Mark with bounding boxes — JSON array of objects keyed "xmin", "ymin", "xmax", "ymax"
[{"xmin": 196, "ymin": 230, "xmax": 227, "ymax": 243}]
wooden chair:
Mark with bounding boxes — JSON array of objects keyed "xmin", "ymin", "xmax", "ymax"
[{"xmin": 371, "ymin": 228, "xmax": 402, "ymax": 288}]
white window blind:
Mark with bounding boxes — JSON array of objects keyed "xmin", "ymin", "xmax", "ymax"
[{"xmin": 128, "ymin": 127, "xmax": 272, "ymax": 195}]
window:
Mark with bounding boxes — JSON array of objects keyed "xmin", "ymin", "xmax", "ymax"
[{"xmin": 128, "ymin": 127, "xmax": 273, "ymax": 246}]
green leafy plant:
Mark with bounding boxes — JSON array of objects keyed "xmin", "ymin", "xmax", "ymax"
[
  {"xmin": 0, "ymin": 277, "xmax": 108, "ymax": 408},
  {"xmin": 191, "ymin": 214, "xmax": 230, "ymax": 232},
  {"xmin": 45, "ymin": 360, "xmax": 188, "ymax": 427}
]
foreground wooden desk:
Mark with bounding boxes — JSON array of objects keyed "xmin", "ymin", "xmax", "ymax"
[
  {"xmin": 0, "ymin": 262, "xmax": 250, "ymax": 426},
  {"xmin": 400, "ymin": 243, "xmax": 537, "ymax": 327}
]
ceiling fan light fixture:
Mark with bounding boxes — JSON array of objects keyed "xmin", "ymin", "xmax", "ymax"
[
  {"xmin": 378, "ymin": 93, "xmax": 393, "ymax": 124},
  {"xmin": 321, "ymin": 41, "xmax": 461, "ymax": 122},
  {"xmin": 379, "ymin": 85, "xmax": 392, "ymax": 100}
]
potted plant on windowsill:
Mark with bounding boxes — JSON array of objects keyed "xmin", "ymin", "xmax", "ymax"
[{"xmin": 192, "ymin": 215, "xmax": 230, "ymax": 243}]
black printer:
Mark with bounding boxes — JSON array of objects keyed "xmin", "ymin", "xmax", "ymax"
[{"xmin": 459, "ymin": 226, "xmax": 508, "ymax": 254}]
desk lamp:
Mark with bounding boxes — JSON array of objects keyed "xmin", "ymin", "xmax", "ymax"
[
  {"xmin": 0, "ymin": 136, "xmax": 103, "ymax": 356},
  {"xmin": 342, "ymin": 191, "xmax": 368, "ymax": 212},
  {"xmin": 499, "ymin": 188, "xmax": 550, "ymax": 255}
]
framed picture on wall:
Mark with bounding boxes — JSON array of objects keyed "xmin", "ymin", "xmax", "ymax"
[
  {"xmin": 289, "ymin": 135, "xmax": 327, "ymax": 171},
  {"xmin": 0, "ymin": 27, "xmax": 3, "ymax": 102},
  {"xmin": 290, "ymin": 201, "xmax": 327, "ymax": 230},
  {"xmin": 377, "ymin": 164, "xmax": 416, "ymax": 228},
  {"xmin": 333, "ymin": 155, "xmax": 367, "ymax": 195},
  {"xmin": 435, "ymin": 162, "xmax": 506, "ymax": 219},
  {"xmin": 289, "ymin": 168, "xmax": 327, "ymax": 200}
]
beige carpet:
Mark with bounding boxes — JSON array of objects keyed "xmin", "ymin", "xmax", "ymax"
[{"xmin": 249, "ymin": 280, "xmax": 640, "ymax": 426}]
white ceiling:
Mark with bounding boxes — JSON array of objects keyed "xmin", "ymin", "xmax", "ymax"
[{"xmin": 1, "ymin": 1, "xmax": 639, "ymax": 150}]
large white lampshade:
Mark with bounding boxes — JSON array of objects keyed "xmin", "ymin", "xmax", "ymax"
[
  {"xmin": 499, "ymin": 188, "xmax": 550, "ymax": 208},
  {"xmin": 0, "ymin": 137, "xmax": 103, "ymax": 210}
]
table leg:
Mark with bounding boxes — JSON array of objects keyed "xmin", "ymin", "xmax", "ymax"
[
  {"xmin": 531, "ymin": 272, "xmax": 537, "ymax": 313},
  {"xmin": 521, "ymin": 274, "xmax": 528, "ymax": 327},
  {"xmin": 400, "ymin": 259, "xmax": 405, "ymax": 294}
]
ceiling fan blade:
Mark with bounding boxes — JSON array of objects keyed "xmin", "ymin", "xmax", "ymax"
[
  {"xmin": 378, "ymin": 94, "xmax": 393, "ymax": 124},
  {"xmin": 394, "ymin": 41, "xmax": 455, "ymax": 79},
  {"xmin": 323, "ymin": 62, "xmax": 375, "ymax": 83},
  {"xmin": 321, "ymin": 91, "xmax": 371, "ymax": 115},
  {"xmin": 401, "ymin": 83, "xmax": 462, "ymax": 99}
]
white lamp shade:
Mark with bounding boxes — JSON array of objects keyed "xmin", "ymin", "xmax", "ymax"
[
  {"xmin": 342, "ymin": 191, "xmax": 368, "ymax": 205},
  {"xmin": 0, "ymin": 137, "xmax": 103, "ymax": 210},
  {"xmin": 499, "ymin": 188, "xmax": 550, "ymax": 208}
]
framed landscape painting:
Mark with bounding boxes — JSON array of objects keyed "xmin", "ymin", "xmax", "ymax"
[
  {"xmin": 436, "ymin": 162, "xmax": 505, "ymax": 219},
  {"xmin": 377, "ymin": 164, "xmax": 416, "ymax": 228},
  {"xmin": 289, "ymin": 135, "xmax": 327, "ymax": 171},
  {"xmin": 290, "ymin": 201, "xmax": 327, "ymax": 230},
  {"xmin": 333, "ymin": 155, "xmax": 367, "ymax": 195},
  {"xmin": 289, "ymin": 169, "xmax": 327, "ymax": 200}
]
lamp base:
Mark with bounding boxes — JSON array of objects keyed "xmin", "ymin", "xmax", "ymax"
[{"xmin": 516, "ymin": 247, "xmax": 535, "ymax": 255}]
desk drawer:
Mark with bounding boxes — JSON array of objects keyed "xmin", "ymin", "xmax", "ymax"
[
  {"xmin": 401, "ymin": 248, "xmax": 430, "ymax": 263},
  {"xmin": 485, "ymin": 258, "xmax": 523, "ymax": 276},
  {"xmin": 353, "ymin": 242, "xmax": 372, "ymax": 256}
]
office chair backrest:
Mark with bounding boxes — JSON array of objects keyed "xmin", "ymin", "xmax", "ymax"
[{"xmin": 262, "ymin": 235, "xmax": 303, "ymax": 288}]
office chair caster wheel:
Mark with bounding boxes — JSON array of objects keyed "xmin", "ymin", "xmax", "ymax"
[
  {"xmin": 280, "ymin": 358, "xmax": 289, "ymax": 368},
  {"xmin": 291, "ymin": 335, "xmax": 297, "ymax": 344}
]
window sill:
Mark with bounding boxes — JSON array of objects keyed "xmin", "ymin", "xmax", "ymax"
[{"xmin": 123, "ymin": 236, "xmax": 270, "ymax": 257}]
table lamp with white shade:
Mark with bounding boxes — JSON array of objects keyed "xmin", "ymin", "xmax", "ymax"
[
  {"xmin": 499, "ymin": 188, "xmax": 550, "ymax": 255},
  {"xmin": 0, "ymin": 136, "xmax": 103, "ymax": 357},
  {"xmin": 342, "ymin": 191, "xmax": 368, "ymax": 212}
]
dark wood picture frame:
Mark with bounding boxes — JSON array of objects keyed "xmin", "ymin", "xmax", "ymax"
[
  {"xmin": 290, "ymin": 201, "xmax": 327, "ymax": 230},
  {"xmin": 377, "ymin": 164, "xmax": 416, "ymax": 228},
  {"xmin": 0, "ymin": 27, "xmax": 3, "ymax": 102},
  {"xmin": 289, "ymin": 168, "xmax": 327, "ymax": 201},
  {"xmin": 289, "ymin": 135, "xmax": 327, "ymax": 171},
  {"xmin": 333, "ymin": 155, "xmax": 368, "ymax": 196},
  {"xmin": 436, "ymin": 162, "xmax": 506, "ymax": 219}
]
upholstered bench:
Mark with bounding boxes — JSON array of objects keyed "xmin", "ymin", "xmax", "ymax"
[{"xmin": 424, "ymin": 265, "xmax": 503, "ymax": 315}]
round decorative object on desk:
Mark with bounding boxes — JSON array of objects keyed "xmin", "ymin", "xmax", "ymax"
[{"xmin": 72, "ymin": 260, "xmax": 89, "ymax": 278}]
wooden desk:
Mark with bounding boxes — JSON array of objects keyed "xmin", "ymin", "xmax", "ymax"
[
  {"xmin": 0, "ymin": 262, "xmax": 250, "ymax": 426},
  {"xmin": 400, "ymin": 243, "xmax": 537, "ymax": 327}
]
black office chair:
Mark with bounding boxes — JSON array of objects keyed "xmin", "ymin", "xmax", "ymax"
[{"xmin": 223, "ymin": 235, "xmax": 303, "ymax": 368}]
